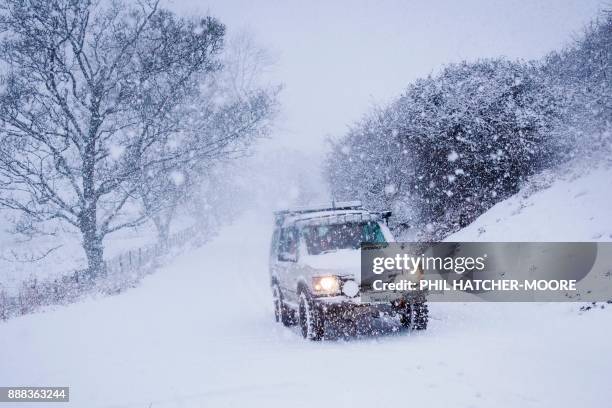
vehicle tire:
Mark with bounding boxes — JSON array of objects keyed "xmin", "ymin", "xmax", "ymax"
[
  {"xmin": 272, "ymin": 284, "xmax": 293, "ymax": 326},
  {"xmin": 398, "ymin": 300, "xmax": 428, "ymax": 330},
  {"xmin": 399, "ymin": 307, "xmax": 411, "ymax": 328},
  {"xmin": 298, "ymin": 291, "xmax": 325, "ymax": 341},
  {"xmin": 412, "ymin": 301, "xmax": 428, "ymax": 330}
]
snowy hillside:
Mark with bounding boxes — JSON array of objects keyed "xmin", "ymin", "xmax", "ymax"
[
  {"xmin": 0, "ymin": 214, "xmax": 197, "ymax": 295},
  {"xmin": 1, "ymin": 165, "xmax": 611, "ymax": 408},
  {"xmin": 448, "ymin": 163, "xmax": 612, "ymax": 241}
]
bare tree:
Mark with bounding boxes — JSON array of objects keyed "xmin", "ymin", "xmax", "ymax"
[
  {"xmin": 135, "ymin": 31, "xmax": 279, "ymax": 244},
  {"xmin": 0, "ymin": 0, "xmax": 225, "ymax": 277}
]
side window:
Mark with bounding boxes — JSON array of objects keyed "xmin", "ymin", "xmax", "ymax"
[
  {"xmin": 270, "ymin": 229, "xmax": 280, "ymax": 260},
  {"xmin": 278, "ymin": 227, "xmax": 298, "ymax": 262}
]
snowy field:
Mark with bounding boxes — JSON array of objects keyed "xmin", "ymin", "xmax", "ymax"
[
  {"xmin": 2, "ymin": 163, "xmax": 612, "ymax": 407},
  {"xmin": 0, "ymin": 215, "xmax": 197, "ymax": 295}
]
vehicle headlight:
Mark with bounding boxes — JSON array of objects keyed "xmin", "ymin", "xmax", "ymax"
[
  {"xmin": 342, "ymin": 280, "xmax": 359, "ymax": 297},
  {"xmin": 313, "ymin": 276, "xmax": 340, "ymax": 294}
]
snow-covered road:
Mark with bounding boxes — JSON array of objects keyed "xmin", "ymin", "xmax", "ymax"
[{"xmin": 1, "ymin": 212, "xmax": 611, "ymax": 408}]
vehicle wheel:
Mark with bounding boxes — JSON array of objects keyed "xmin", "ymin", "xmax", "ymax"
[
  {"xmin": 298, "ymin": 291, "xmax": 325, "ymax": 341},
  {"xmin": 399, "ymin": 306, "xmax": 411, "ymax": 328},
  {"xmin": 412, "ymin": 301, "xmax": 428, "ymax": 330},
  {"xmin": 272, "ymin": 284, "xmax": 293, "ymax": 326},
  {"xmin": 398, "ymin": 300, "xmax": 428, "ymax": 330}
]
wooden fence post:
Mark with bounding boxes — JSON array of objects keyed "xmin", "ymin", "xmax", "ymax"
[{"xmin": 0, "ymin": 288, "xmax": 6, "ymax": 321}]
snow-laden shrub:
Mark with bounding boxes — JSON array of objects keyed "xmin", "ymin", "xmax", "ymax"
[
  {"xmin": 543, "ymin": 10, "xmax": 612, "ymax": 156},
  {"xmin": 327, "ymin": 58, "xmax": 565, "ymax": 239},
  {"xmin": 327, "ymin": 10, "xmax": 611, "ymax": 239}
]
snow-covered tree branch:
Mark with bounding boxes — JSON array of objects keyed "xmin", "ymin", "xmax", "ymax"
[{"xmin": 0, "ymin": 0, "xmax": 237, "ymax": 277}]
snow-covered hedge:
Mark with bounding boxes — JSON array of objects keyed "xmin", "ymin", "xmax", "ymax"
[{"xmin": 326, "ymin": 11, "xmax": 611, "ymax": 240}]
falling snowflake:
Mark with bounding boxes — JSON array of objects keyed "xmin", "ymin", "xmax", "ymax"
[
  {"xmin": 109, "ymin": 144, "xmax": 125, "ymax": 160},
  {"xmin": 170, "ymin": 171, "xmax": 185, "ymax": 186},
  {"xmin": 168, "ymin": 137, "xmax": 180, "ymax": 149},
  {"xmin": 447, "ymin": 150, "xmax": 459, "ymax": 162}
]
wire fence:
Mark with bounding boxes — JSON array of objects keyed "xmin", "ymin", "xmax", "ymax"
[{"xmin": 0, "ymin": 225, "xmax": 202, "ymax": 322}]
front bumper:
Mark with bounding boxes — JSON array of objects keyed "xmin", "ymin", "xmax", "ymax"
[
  {"xmin": 314, "ymin": 289, "xmax": 426, "ymax": 305},
  {"xmin": 314, "ymin": 291, "xmax": 426, "ymax": 321}
]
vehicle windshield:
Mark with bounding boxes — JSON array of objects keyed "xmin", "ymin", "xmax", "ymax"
[{"xmin": 302, "ymin": 221, "xmax": 386, "ymax": 255}]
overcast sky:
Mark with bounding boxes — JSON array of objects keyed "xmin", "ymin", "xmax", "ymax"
[{"xmin": 166, "ymin": 0, "xmax": 606, "ymax": 153}]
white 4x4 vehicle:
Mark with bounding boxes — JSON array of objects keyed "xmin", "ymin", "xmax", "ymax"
[{"xmin": 269, "ymin": 201, "xmax": 428, "ymax": 340}]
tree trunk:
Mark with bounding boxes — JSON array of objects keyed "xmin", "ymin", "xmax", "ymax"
[
  {"xmin": 80, "ymin": 108, "xmax": 104, "ymax": 279},
  {"xmin": 153, "ymin": 214, "xmax": 171, "ymax": 247},
  {"xmin": 153, "ymin": 195, "xmax": 179, "ymax": 247},
  {"xmin": 82, "ymin": 222, "xmax": 104, "ymax": 279},
  {"xmin": 81, "ymin": 120, "xmax": 101, "ymax": 279}
]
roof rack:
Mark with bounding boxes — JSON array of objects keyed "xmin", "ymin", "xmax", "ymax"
[
  {"xmin": 274, "ymin": 200, "xmax": 363, "ymax": 217},
  {"xmin": 274, "ymin": 201, "xmax": 363, "ymax": 226}
]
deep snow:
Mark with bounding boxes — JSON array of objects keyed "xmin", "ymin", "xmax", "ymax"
[
  {"xmin": 1, "ymin": 166, "xmax": 612, "ymax": 408},
  {"xmin": 447, "ymin": 164, "xmax": 612, "ymax": 242},
  {"xmin": 0, "ymin": 214, "xmax": 197, "ymax": 295}
]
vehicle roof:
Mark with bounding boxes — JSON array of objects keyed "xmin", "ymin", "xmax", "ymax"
[
  {"xmin": 281, "ymin": 209, "xmax": 383, "ymax": 228},
  {"xmin": 273, "ymin": 201, "xmax": 391, "ymax": 228}
]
